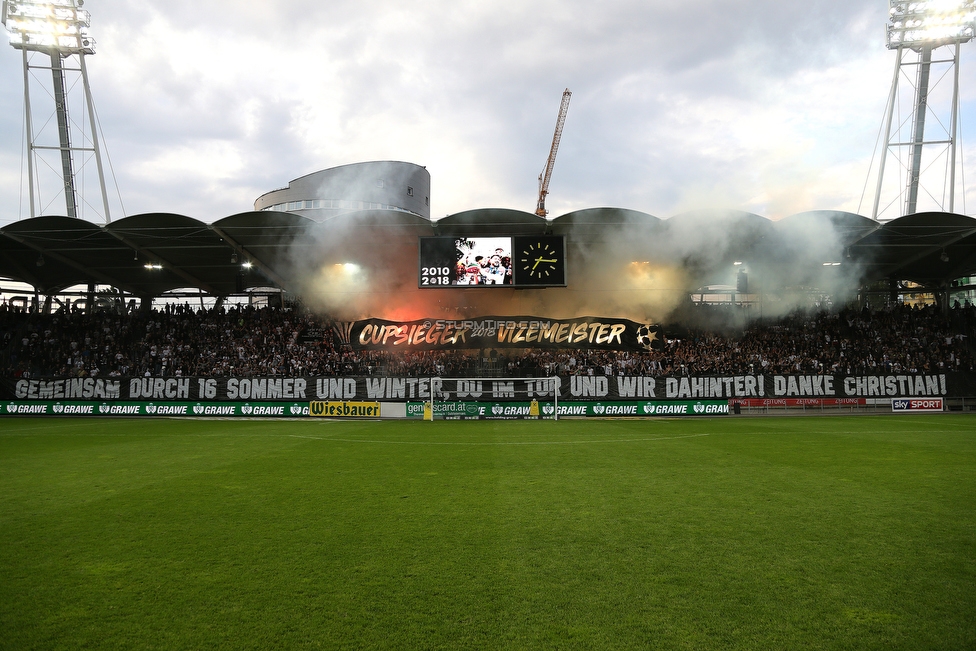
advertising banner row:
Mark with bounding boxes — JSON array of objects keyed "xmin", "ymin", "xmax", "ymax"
[
  {"xmin": 3, "ymin": 372, "xmax": 970, "ymax": 403},
  {"xmin": 3, "ymin": 398, "xmax": 948, "ymax": 417},
  {"xmin": 2, "ymin": 399, "xmax": 733, "ymax": 419}
]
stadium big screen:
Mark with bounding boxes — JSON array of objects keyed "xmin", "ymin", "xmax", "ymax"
[{"xmin": 419, "ymin": 235, "xmax": 566, "ymax": 287}]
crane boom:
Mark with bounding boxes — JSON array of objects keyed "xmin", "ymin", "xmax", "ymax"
[{"xmin": 535, "ymin": 88, "xmax": 572, "ymax": 217}]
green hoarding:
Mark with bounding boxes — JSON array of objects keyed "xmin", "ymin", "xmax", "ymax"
[
  {"xmin": 405, "ymin": 400, "xmax": 730, "ymax": 419},
  {"xmin": 2, "ymin": 399, "xmax": 729, "ymax": 418},
  {"xmin": 1, "ymin": 401, "xmax": 311, "ymax": 417}
]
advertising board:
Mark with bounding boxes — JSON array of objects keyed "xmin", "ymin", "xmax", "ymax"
[
  {"xmin": 1, "ymin": 401, "xmax": 310, "ymax": 417},
  {"xmin": 891, "ymin": 398, "xmax": 944, "ymax": 413},
  {"xmin": 404, "ymin": 400, "xmax": 730, "ymax": 419}
]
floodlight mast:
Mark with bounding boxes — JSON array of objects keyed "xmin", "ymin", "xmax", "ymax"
[
  {"xmin": 871, "ymin": 0, "xmax": 976, "ymax": 220},
  {"xmin": 2, "ymin": 0, "xmax": 112, "ymax": 222}
]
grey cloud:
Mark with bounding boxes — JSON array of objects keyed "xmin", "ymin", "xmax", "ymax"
[{"xmin": 2, "ymin": 0, "xmax": 972, "ymax": 228}]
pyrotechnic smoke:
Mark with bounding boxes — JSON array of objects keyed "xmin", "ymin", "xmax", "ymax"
[{"xmin": 289, "ymin": 192, "xmax": 866, "ymax": 326}]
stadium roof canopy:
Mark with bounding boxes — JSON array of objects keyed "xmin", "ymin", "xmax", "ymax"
[
  {"xmin": 848, "ymin": 212, "xmax": 976, "ymax": 285},
  {"xmin": 0, "ymin": 212, "xmax": 315, "ymax": 296},
  {"xmin": 2, "ymin": 209, "xmax": 976, "ymax": 298}
]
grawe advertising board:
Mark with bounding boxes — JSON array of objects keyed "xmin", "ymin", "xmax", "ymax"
[
  {"xmin": 1, "ymin": 401, "xmax": 311, "ymax": 417},
  {"xmin": 891, "ymin": 398, "xmax": 944, "ymax": 413}
]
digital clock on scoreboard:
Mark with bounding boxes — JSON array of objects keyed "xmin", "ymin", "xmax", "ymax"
[{"xmin": 418, "ymin": 235, "xmax": 565, "ymax": 288}]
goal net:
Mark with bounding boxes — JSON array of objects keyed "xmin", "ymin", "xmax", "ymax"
[{"xmin": 422, "ymin": 376, "xmax": 560, "ymax": 420}]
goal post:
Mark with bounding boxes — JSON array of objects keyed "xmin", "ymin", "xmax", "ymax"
[{"xmin": 426, "ymin": 376, "xmax": 560, "ymax": 420}]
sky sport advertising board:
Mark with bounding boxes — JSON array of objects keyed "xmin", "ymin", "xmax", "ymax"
[
  {"xmin": 419, "ymin": 236, "xmax": 566, "ymax": 287},
  {"xmin": 891, "ymin": 398, "xmax": 944, "ymax": 413}
]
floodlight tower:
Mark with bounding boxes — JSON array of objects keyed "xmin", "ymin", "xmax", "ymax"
[
  {"xmin": 2, "ymin": 0, "xmax": 112, "ymax": 222},
  {"xmin": 871, "ymin": 0, "xmax": 976, "ymax": 220}
]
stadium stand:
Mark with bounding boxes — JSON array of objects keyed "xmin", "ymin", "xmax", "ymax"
[{"xmin": 2, "ymin": 301, "xmax": 973, "ymax": 379}]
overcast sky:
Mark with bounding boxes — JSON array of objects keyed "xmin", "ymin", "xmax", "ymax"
[{"xmin": 1, "ymin": 0, "xmax": 974, "ymax": 227}]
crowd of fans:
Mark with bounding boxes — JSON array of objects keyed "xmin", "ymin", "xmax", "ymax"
[{"xmin": 1, "ymin": 299, "xmax": 974, "ymax": 379}]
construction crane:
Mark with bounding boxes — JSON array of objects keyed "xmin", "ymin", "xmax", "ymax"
[{"xmin": 535, "ymin": 88, "xmax": 572, "ymax": 217}]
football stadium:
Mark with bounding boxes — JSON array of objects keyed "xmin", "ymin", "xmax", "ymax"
[{"xmin": 2, "ymin": 1, "xmax": 976, "ymax": 649}]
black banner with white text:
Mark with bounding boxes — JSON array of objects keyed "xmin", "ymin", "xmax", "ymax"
[
  {"xmin": 3, "ymin": 372, "xmax": 974, "ymax": 404},
  {"xmin": 336, "ymin": 316, "xmax": 664, "ymax": 351}
]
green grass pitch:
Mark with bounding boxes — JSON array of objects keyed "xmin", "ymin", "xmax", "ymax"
[{"xmin": 1, "ymin": 415, "xmax": 974, "ymax": 650}]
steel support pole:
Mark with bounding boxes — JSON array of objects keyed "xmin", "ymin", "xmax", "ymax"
[
  {"xmin": 906, "ymin": 46, "xmax": 932, "ymax": 215},
  {"xmin": 22, "ymin": 46, "xmax": 36, "ymax": 219},
  {"xmin": 79, "ymin": 53, "xmax": 112, "ymax": 223},
  {"xmin": 949, "ymin": 43, "xmax": 961, "ymax": 214},
  {"xmin": 873, "ymin": 46, "xmax": 903, "ymax": 221},
  {"xmin": 49, "ymin": 49, "xmax": 78, "ymax": 218}
]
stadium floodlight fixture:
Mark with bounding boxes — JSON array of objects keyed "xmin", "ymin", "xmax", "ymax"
[
  {"xmin": 887, "ymin": 0, "xmax": 976, "ymax": 50},
  {"xmin": 872, "ymin": 0, "xmax": 975, "ymax": 219},
  {"xmin": 242, "ymin": 261, "xmax": 253, "ymax": 269},
  {"xmin": 2, "ymin": 0, "xmax": 95, "ymax": 54},
  {"xmin": 3, "ymin": 0, "xmax": 113, "ymax": 224},
  {"xmin": 144, "ymin": 263, "xmax": 162, "ymax": 270}
]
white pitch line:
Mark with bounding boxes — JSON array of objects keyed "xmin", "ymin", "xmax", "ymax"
[{"xmin": 284, "ymin": 432, "xmax": 714, "ymax": 446}]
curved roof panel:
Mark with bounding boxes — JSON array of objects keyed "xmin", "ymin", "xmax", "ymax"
[
  {"xmin": 777, "ymin": 210, "xmax": 878, "ymax": 245},
  {"xmin": 849, "ymin": 212, "xmax": 976, "ymax": 283},
  {"xmin": 108, "ymin": 213, "xmax": 231, "ymax": 295},
  {"xmin": 549, "ymin": 207, "xmax": 662, "ymax": 238},
  {"xmin": 663, "ymin": 209, "xmax": 776, "ymax": 267},
  {"xmin": 434, "ymin": 208, "xmax": 548, "ymax": 235}
]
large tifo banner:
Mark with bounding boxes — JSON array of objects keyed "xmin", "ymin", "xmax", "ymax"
[
  {"xmin": 335, "ymin": 316, "xmax": 664, "ymax": 351},
  {"xmin": 3, "ymin": 372, "xmax": 972, "ymax": 403}
]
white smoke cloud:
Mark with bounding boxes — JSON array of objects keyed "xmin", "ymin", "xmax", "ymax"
[{"xmin": 287, "ymin": 204, "xmax": 866, "ymax": 326}]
